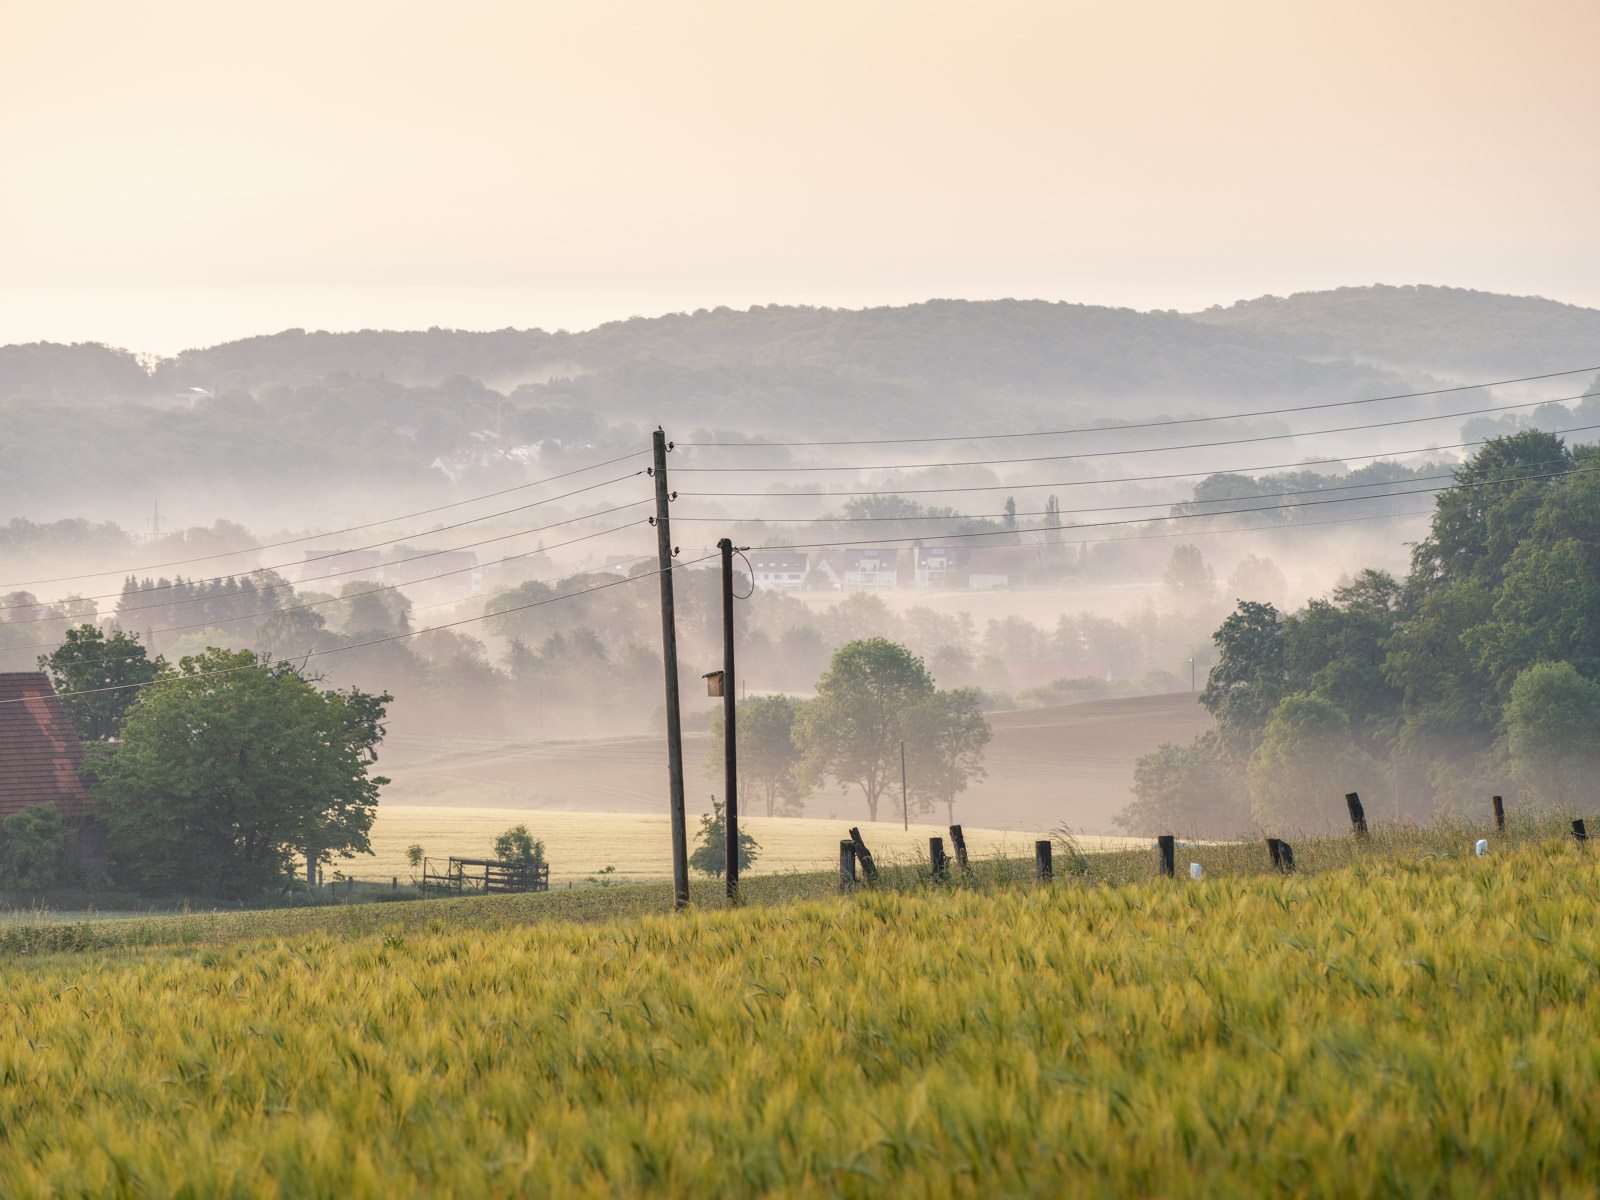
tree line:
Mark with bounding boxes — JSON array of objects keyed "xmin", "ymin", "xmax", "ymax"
[{"xmin": 1121, "ymin": 431, "xmax": 1600, "ymax": 835}]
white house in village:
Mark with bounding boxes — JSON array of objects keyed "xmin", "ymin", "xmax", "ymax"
[
  {"xmin": 748, "ymin": 550, "xmax": 809, "ymax": 591},
  {"xmin": 839, "ymin": 547, "xmax": 899, "ymax": 590}
]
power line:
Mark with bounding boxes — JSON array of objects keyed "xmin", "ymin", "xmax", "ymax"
[
  {"xmin": 743, "ymin": 466, "xmax": 1587, "ymax": 554},
  {"xmin": 1, "ymin": 473, "xmax": 649, "ymax": 611},
  {"xmin": 0, "ymin": 450, "xmax": 649, "ymax": 589},
  {"xmin": 13, "ymin": 521, "xmax": 651, "ymax": 662},
  {"xmin": 672, "ymin": 391, "xmax": 1599, "ymax": 474},
  {"xmin": 678, "ymin": 366, "xmax": 1600, "ymax": 447},
  {"xmin": 684, "ymin": 419, "xmax": 1600, "ymax": 498},
  {"xmin": 669, "ymin": 461, "xmax": 1558, "ymax": 526},
  {"xmin": 5, "ymin": 498, "xmax": 652, "ymax": 629},
  {"xmin": 8, "ymin": 553, "xmax": 718, "ymax": 706}
]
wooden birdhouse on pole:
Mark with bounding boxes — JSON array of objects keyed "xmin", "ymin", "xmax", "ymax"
[{"xmin": 703, "ymin": 670, "xmax": 725, "ymax": 697}]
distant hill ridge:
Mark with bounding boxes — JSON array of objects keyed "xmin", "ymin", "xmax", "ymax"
[{"xmin": 6, "ymin": 286, "xmax": 1598, "ymax": 417}]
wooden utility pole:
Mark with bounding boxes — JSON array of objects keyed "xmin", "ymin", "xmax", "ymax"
[
  {"xmin": 900, "ymin": 741, "xmax": 909, "ymax": 831},
  {"xmin": 718, "ymin": 537, "xmax": 739, "ymax": 900},
  {"xmin": 653, "ymin": 430, "xmax": 690, "ymax": 909}
]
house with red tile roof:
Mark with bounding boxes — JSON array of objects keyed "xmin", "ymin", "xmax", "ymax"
[{"xmin": 0, "ymin": 672, "xmax": 103, "ymax": 871}]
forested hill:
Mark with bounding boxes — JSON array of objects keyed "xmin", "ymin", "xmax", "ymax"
[
  {"xmin": 3, "ymin": 287, "xmax": 1597, "ymax": 516},
  {"xmin": 1191, "ymin": 285, "xmax": 1600, "ymax": 376}
]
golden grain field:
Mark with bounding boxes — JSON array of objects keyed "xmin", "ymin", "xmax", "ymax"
[
  {"xmin": 356, "ymin": 806, "xmax": 1145, "ymax": 886},
  {"xmin": 3, "ymin": 844, "xmax": 1598, "ymax": 1196}
]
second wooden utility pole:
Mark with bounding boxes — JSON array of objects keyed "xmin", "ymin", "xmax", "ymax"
[
  {"xmin": 718, "ymin": 537, "xmax": 739, "ymax": 900},
  {"xmin": 653, "ymin": 430, "xmax": 690, "ymax": 909}
]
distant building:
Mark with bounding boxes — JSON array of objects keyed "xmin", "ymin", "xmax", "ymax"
[
  {"xmin": 913, "ymin": 544, "xmax": 967, "ymax": 588},
  {"xmin": 840, "ymin": 548, "xmax": 899, "ymax": 590},
  {"xmin": 965, "ymin": 546, "xmax": 1038, "ymax": 589},
  {"xmin": 0, "ymin": 673, "xmax": 103, "ymax": 873},
  {"xmin": 748, "ymin": 551, "xmax": 809, "ymax": 591}
]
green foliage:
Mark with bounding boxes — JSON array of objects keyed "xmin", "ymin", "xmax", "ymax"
[
  {"xmin": 89, "ymin": 649, "xmax": 391, "ymax": 898},
  {"xmin": 38, "ymin": 624, "xmax": 164, "ymax": 742},
  {"xmin": 1199, "ymin": 600, "xmax": 1286, "ymax": 753},
  {"xmin": 901, "ymin": 688, "xmax": 992, "ymax": 823},
  {"xmin": 1247, "ymin": 695, "xmax": 1385, "ymax": 834},
  {"xmin": 405, "ymin": 844, "xmax": 425, "ymax": 869},
  {"xmin": 688, "ymin": 799, "xmax": 760, "ymax": 878},
  {"xmin": 703, "ymin": 694, "xmax": 807, "ymax": 817},
  {"xmin": 1118, "ymin": 731, "xmax": 1244, "ymax": 836},
  {"xmin": 0, "ymin": 804, "xmax": 75, "ymax": 891},
  {"xmin": 1503, "ymin": 662, "xmax": 1600, "ymax": 807},
  {"xmin": 793, "ymin": 638, "xmax": 935, "ymax": 822},
  {"xmin": 492, "ymin": 824, "xmax": 546, "ymax": 867}
]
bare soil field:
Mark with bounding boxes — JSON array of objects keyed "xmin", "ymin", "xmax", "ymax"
[{"xmin": 377, "ymin": 691, "xmax": 1213, "ymax": 835}]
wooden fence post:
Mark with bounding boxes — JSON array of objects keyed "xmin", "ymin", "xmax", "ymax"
[
  {"xmin": 1266, "ymin": 837, "xmax": 1282, "ymax": 870},
  {"xmin": 948, "ymin": 824, "xmax": 969, "ymax": 870},
  {"xmin": 1278, "ymin": 840, "xmax": 1295, "ymax": 873},
  {"xmin": 930, "ymin": 837, "xmax": 949, "ymax": 880},
  {"xmin": 839, "ymin": 840, "xmax": 857, "ymax": 892},
  {"xmin": 1492, "ymin": 795, "xmax": 1505, "ymax": 832},
  {"xmin": 1157, "ymin": 835, "xmax": 1176, "ymax": 878},
  {"xmin": 848, "ymin": 827, "xmax": 879, "ymax": 882},
  {"xmin": 1035, "ymin": 839, "xmax": 1052, "ymax": 881},
  {"xmin": 1573, "ymin": 818, "xmax": 1588, "ymax": 843},
  {"xmin": 1345, "ymin": 792, "xmax": 1369, "ymax": 839}
]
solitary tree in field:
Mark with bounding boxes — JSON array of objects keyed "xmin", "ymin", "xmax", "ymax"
[
  {"xmin": 703, "ymin": 693, "xmax": 808, "ymax": 817},
  {"xmin": 689, "ymin": 798, "xmax": 759, "ymax": 878},
  {"xmin": 903, "ymin": 687, "xmax": 992, "ymax": 823},
  {"xmin": 492, "ymin": 823, "xmax": 546, "ymax": 866},
  {"xmin": 793, "ymin": 638, "xmax": 935, "ymax": 822}
]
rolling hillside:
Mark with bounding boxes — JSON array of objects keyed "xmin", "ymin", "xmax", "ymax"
[{"xmin": 376, "ymin": 691, "xmax": 1214, "ymax": 835}]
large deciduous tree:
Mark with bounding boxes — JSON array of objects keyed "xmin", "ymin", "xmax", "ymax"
[
  {"xmin": 703, "ymin": 693, "xmax": 808, "ymax": 817},
  {"xmin": 902, "ymin": 687, "xmax": 991, "ymax": 823},
  {"xmin": 38, "ymin": 624, "xmax": 164, "ymax": 742},
  {"xmin": 89, "ymin": 648, "xmax": 390, "ymax": 898},
  {"xmin": 794, "ymin": 638, "xmax": 935, "ymax": 822}
]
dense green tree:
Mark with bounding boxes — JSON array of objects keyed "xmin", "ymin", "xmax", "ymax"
[
  {"xmin": 89, "ymin": 649, "xmax": 390, "ymax": 898},
  {"xmin": 0, "ymin": 804, "xmax": 75, "ymax": 891},
  {"xmin": 1199, "ymin": 601, "xmax": 1286, "ymax": 754},
  {"xmin": 1282, "ymin": 570, "xmax": 1403, "ymax": 755},
  {"xmin": 794, "ymin": 638, "xmax": 935, "ymax": 822},
  {"xmin": 689, "ymin": 798, "xmax": 759, "ymax": 878},
  {"xmin": 703, "ymin": 694, "xmax": 808, "ymax": 817},
  {"xmin": 1118, "ymin": 731, "xmax": 1244, "ymax": 836},
  {"xmin": 902, "ymin": 688, "xmax": 992, "ymax": 823},
  {"xmin": 1503, "ymin": 662, "xmax": 1600, "ymax": 808},
  {"xmin": 1406, "ymin": 430, "xmax": 1573, "ymax": 597},
  {"xmin": 38, "ymin": 624, "xmax": 164, "ymax": 741},
  {"xmin": 492, "ymin": 823, "xmax": 546, "ymax": 866},
  {"xmin": 1247, "ymin": 695, "xmax": 1385, "ymax": 834}
]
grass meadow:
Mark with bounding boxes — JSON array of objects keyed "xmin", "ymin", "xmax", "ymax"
[{"xmin": 2, "ymin": 818, "xmax": 1598, "ymax": 1195}]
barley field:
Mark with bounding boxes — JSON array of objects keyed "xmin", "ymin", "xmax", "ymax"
[{"xmin": 3, "ymin": 838, "xmax": 1599, "ymax": 1196}]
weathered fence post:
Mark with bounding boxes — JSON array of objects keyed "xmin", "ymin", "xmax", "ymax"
[
  {"xmin": 392, "ymin": 876, "xmax": 398, "ymax": 890},
  {"xmin": 839, "ymin": 840, "xmax": 857, "ymax": 893},
  {"xmin": 1573, "ymin": 818, "xmax": 1588, "ymax": 843},
  {"xmin": 848, "ymin": 827, "xmax": 879, "ymax": 882},
  {"xmin": 1345, "ymin": 792, "xmax": 1369, "ymax": 839},
  {"xmin": 948, "ymin": 824, "xmax": 969, "ymax": 870},
  {"xmin": 1492, "ymin": 795, "xmax": 1505, "ymax": 832},
  {"xmin": 1157, "ymin": 834, "xmax": 1176, "ymax": 878},
  {"xmin": 1266, "ymin": 837, "xmax": 1282, "ymax": 871},
  {"xmin": 1278, "ymin": 840, "xmax": 1296, "ymax": 873},
  {"xmin": 930, "ymin": 837, "xmax": 949, "ymax": 880},
  {"xmin": 1035, "ymin": 839, "xmax": 1053, "ymax": 881}
]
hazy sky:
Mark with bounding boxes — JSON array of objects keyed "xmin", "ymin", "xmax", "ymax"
[{"xmin": 3, "ymin": 0, "xmax": 1597, "ymax": 353}]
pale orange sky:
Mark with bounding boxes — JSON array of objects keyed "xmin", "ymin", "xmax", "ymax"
[{"xmin": 2, "ymin": 0, "xmax": 1597, "ymax": 353}]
